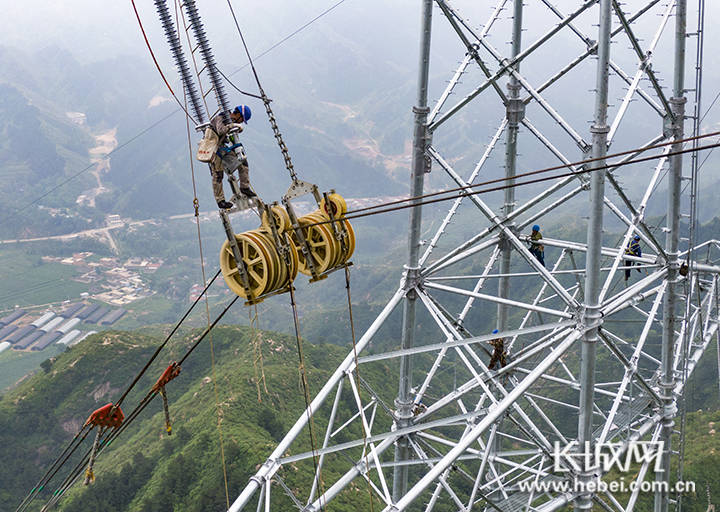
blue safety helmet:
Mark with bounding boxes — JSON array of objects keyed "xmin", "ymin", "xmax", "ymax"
[
  {"xmin": 532, "ymin": 225, "xmax": 540, "ymax": 232},
  {"xmin": 634, "ymin": 235, "xmax": 641, "ymax": 241},
  {"xmin": 233, "ymin": 105, "xmax": 252, "ymax": 122},
  {"xmin": 492, "ymin": 329, "xmax": 499, "ymax": 334}
]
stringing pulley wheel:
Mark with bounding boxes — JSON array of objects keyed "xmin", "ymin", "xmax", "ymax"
[
  {"xmin": 342, "ymin": 219, "xmax": 356, "ymax": 260},
  {"xmin": 293, "ymin": 215, "xmax": 337, "ymax": 276},
  {"xmin": 261, "ymin": 205, "xmax": 291, "ymax": 233},
  {"xmin": 220, "ymin": 233, "xmax": 276, "ymax": 299},
  {"xmin": 319, "ymin": 193, "xmax": 347, "ymax": 218}
]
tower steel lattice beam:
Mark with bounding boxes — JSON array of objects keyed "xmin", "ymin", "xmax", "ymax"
[{"xmin": 229, "ymin": 1, "xmax": 714, "ymax": 510}]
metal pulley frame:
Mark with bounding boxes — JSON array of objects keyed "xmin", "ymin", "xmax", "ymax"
[
  {"xmin": 256, "ymin": 72, "xmax": 355, "ymax": 282},
  {"xmin": 261, "ymin": 203, "xmax": 293, "ymax": 268},
  {"xmin": 283, "ymin": 185, "xmax": 354, "ymax": 283},
  {"xmin": 282, "ymin": 182, "xmax": 324, "ymax": 281},
  {"xmin": 322, "ymin": 190, "xmax": 351, "ymax": 261}
]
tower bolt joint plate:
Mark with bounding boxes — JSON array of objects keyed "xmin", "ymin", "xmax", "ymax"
[
  {"xmin": 579, "ymin": 307, "xmax": 603, "ymax": 333},
  {"xmin": 393, "ymin": 398, "xmax": 414, "ymax": 422},
  {"xmin": 250, "ymin": 460, "xmax": 277, "ymax": 486},
  {"xmin": 355, "ymin": 458, "xmax": 369, "ymax": 475},
  {"xmin": 589, "ymin": 123, "xmax": 610, "ymax": 135},
  {"xmin": 670, "ymin": 96, "xmax": 688, "ymax": 109},
  {"xmin": 662, "ymin": 409, "xmax": 677, "ymax": 426},
  {"xmin": 662, "ymin": 103, "xmax": 688, "ymax": 138},
  {"xmin": 403, "ymin": 265, "xmax": 423, "ymax": 291},
  {"xmin": 249, "ymin": 475, "xmax": 265, "ymax": 486},
  {"xmin": 500, "ymin": 202, "xmax": 518, "ymax": 215},
  {"xmin": 422, "ymin": 131, "xmax": 434, "ymax": 173},
  {"xmin": 578, "ymin": 172, "xmax": 591, "ymax": 189},
  {"xmin": 506, "ymin": 97, "xmax": 525, "ymax": 125},
  {"xmin": 665, "ymin": 251, "xmax": 680, "ymax": 268}
]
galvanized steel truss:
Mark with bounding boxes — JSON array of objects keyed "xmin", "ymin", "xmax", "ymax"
[{"xmin": 229, "ymin": 1, "xmax": 714, "ymax": 510}]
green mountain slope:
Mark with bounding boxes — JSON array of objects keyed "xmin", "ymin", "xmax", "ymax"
[
  {"xmin": 0, "ymin": 325, "xmax": 395, "ymax": 511},
  {"xmin": 2, "ymin": 320, "xmax": 720, "ymax": 511}
]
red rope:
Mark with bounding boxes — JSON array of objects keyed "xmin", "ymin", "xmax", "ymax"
[{"xmin": 130, "ymin": 0, "xmax": 197, "ymax": 124}]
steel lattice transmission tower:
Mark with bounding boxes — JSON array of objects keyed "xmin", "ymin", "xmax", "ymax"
[{"xmin": 230, "ymin": 1, "xmax": 716, "ymax": 510}]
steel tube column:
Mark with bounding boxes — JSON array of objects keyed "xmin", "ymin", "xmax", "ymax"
[
  {"xmin": 655, "ymin": 1, "xmax": 687, "ymax": 510},
  {"xmin": 497, "ymin": 0, "xmax": 525, "ymax": 331},
  {"xmin": 393, "ymin": 0, "xmax": 433, "ymax": 502},
  {"xmin": 576, "ymin": 0, "xmax": 612, "ymax": 509}
]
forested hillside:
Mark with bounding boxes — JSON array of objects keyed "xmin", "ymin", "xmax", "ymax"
[
  {"xmin": 0, "ymin": 326, "xmax": 399, "ymax": 511},
  {"xmin": 1, "ymin": 319, "xmax": 720, "ymax": 511}
]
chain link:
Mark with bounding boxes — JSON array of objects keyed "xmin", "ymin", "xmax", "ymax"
[{"xmin": 261, "ymin": 94, "xmax": 298, "ymax": 181}]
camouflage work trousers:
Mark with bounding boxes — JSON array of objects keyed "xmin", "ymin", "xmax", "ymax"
[
  {"xmin": 488, "ymin": 348, "xmax": 507, "ymax": 370},
  {"xmin": 210, "ymin": 155, "xmax": 250, "ymax": 204}
]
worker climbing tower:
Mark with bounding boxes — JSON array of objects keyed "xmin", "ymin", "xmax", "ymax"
[{"xmin": 231, "ymin": 1, "xmax": 717, "ymax": 511}]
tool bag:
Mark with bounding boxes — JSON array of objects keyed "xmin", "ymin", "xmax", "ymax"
[
  {"xmin": 218, "ymin": 143, "xmax": 246, "ymax": 174},
  {"xmin": 197, "ymin": 127, "xmax": 220, "ymax": 162}
]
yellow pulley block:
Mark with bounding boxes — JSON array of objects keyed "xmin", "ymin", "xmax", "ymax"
[
  {"xmin": 220, "ymin": 228, "xmax": 299, "ymax": 301},
  {"xmin": 261, "ymin": 204, "xmax": 291, "ymax": 233},
  {"xmin": 294, "ymin": 214, "xmax": 337, "ymax": 275},
  {"xmin": 319, "ymin": 193, "xmax": 347, "ymax": 218},
  {"xmin": 220, "ymin": 192, "xmax": 354, "ymax": 298},
  {"xmin": 294, "ymin": 209, "xmax": 356, "ymax": 277},
  {"xmin": 220, "ymin": 232, "xmax": 273, "ymax": 299}
]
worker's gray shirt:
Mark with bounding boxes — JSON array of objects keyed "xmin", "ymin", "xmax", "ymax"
[{"xmin": 210, "ymin": 113, "xmax": 243, "ymax": 144}]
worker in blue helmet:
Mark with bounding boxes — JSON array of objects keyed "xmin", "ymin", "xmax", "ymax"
[
  {"xmin": 528, "ymin": 224, "xmax": 545, "ymax": 268},
  {"xmin": 488, "ymin": 329, "xmax": 507, "ymax": 370},
  {"xmin": 201, "ymin": 104, "xmax": 255, "ymax": 209},
  {"xmin": 624, "ymin": 234, "xmax": 642, "ymax": 281}
]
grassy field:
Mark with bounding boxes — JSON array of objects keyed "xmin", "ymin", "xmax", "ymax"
[
  {"xmin": 0, "ymin": 246, "xmax": 87, "ymax": 311},
  {"xmin": 0, "ymin": 343, "xmax": 64, "ymax": 391}
]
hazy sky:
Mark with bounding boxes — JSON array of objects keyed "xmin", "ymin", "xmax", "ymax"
[
  {"xmin": 0, "ymin": 1, "xmax": 417, "ymax": 64},
  {"xmin": 3, "ymin": 2, "xmax": 718, "ymax": 134},
  {"xmin": 7, "ymin": 2, "xmax": 717, "ymax": 64},
  {"xmin": 2, "ymin": 1, "xmax": 719, "ymax": 221}
]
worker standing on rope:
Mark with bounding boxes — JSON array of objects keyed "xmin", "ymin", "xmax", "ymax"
[
  {"xmin": 624, "ymin": 234, "xmax": 642, "ymax": 281},
  {"xmin": 488, "ymin": 329, "xmax": 507, "ymax": 370},
  {"xmin": 528, "ymin": 224, "xmax": 545, "ymax": 268},
  {"xmin": 199, "ymin": 105, "xmax": 256, "ymax": 209}
]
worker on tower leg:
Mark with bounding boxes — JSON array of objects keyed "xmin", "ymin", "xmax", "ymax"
[
  {"xmin": 528, "ymin": 224, "xmax": 545, "ymax": 268},
  {"xmin": 624, "ymin": 234, "xmax": 642, "ymax": 281},
  {"xmin": 201, "ymin": 105, "xmax": 255, "ymax": 209},
  {"xmin": 488, "ymin": 329, "xmax": 507, "ymax": 370}
]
